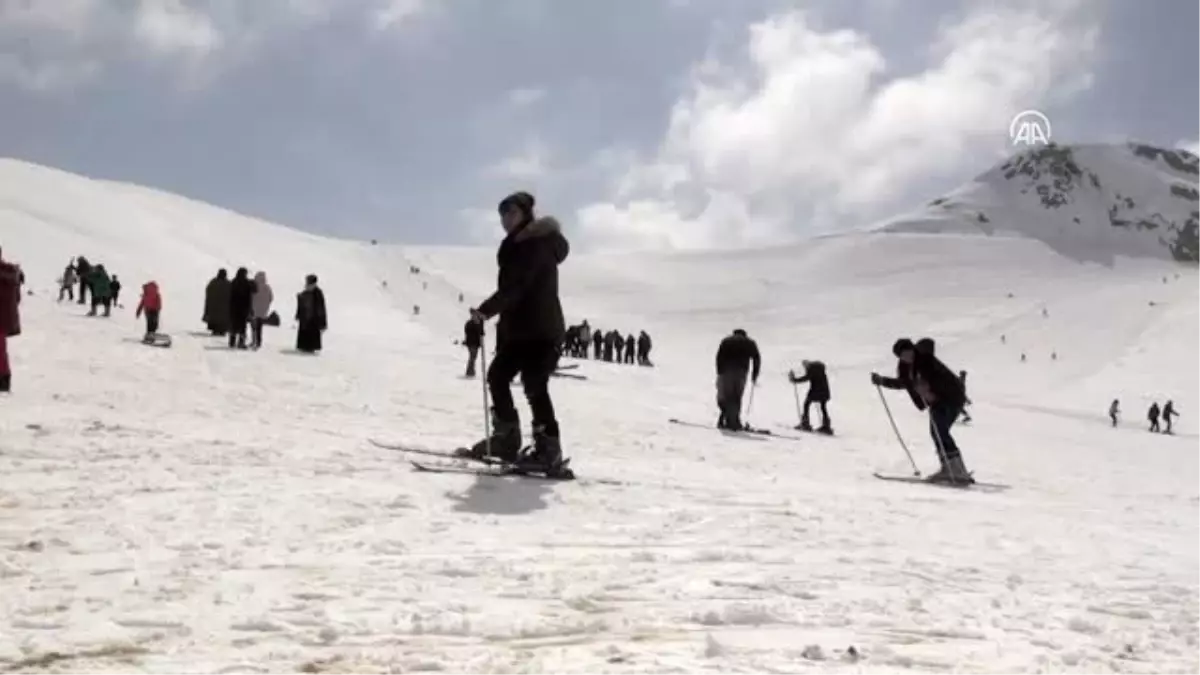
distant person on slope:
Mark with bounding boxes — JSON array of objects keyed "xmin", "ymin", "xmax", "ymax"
[
  {"xmin": 1148, "ymin": 402, "xmax": 1161, "ymax": 433},
  {"xmin": 135, "ymin": 281, "xmax": 163, "ymax": 341},
  {"xmin": 203, "ymin": 269, "xmax": 231, "ymax": 336},
  {"xmin": 637, "ymin": 330, "xmax": 653, "ymax": 366},
  {"xmin": 463, "ymin": 317, "xmax": 483, "ymax": 377},
  {"xmin": 109, "ymin": 275, "xmax": 122, "ymax": 308},
  {"xmin": 59, "ymin": 261, "xmax": 77, "ymax": 302},
  {"xmin": 789, "ymin": 359, "xmax": 832, "ymax": 434},
  {"xmin": 250, "ymin": 271, "xmax": 274, "ymax": 350},
  {"xmin": 74, "ymin": 256, "xmax": 91, "ymax": 306},
  {"xmin": 1162, "ymin": 400, "xmax": 1178, "ymax": 434},
  {"xmin": 87, "ymin": 264, "xmax": 113, "ymax": 317},
  {"xmin": 715, "ymin": 329, "xmax": 761, "ymax": 431},
  {"xmin": 457, "ymin": 191, "xmax": 570, "ymax": 475},
  {"xmin": 592, "ymin": 329, "xmax": 602, "ymax": 360},
  {"xmin": 227, "ymin": 268, "xmax": 255, "ymax": 350},
  {"xmin": 872, "ymin": 338, "xmax": 972, "ymax": 484},
  {"xmin": 624, "ymin": 334, "xmax": 636, "ymax": 364},
  {"xmin": 294, "ymin": 274, "xmax": 327, "ymax": 353},
  {"xmin": 0, "ymin": 246, "xmax": 23, "ymax": 393},
  {"xmin": 1109, "ymin": 399, "xmax": 1120, "ymax": 427}
]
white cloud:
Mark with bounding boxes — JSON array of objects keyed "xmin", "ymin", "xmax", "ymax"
[
  {"xmin": 506, "ymin": 86, "xmax": 546, "ymax": 109},
  {"xmin": 485, "ymin": 139, "xmax": 551, "ymax": 181},
  {"xmin": 1177, "ymin": 139, "xmax": 1199, "ymax": 156},
  {"xmin": 576, "ymin": 1, "xmax": 1100, "ymax": 250},
  {"xmin": 372, "ymin": 0, "xmax": 425, "ymax": 31},
  {"xmin": 133, "ymin": 0, "xmax": 221, "ymax": 58}
]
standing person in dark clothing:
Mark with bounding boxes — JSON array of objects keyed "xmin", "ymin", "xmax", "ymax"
[
  {"xmin": 624, "ymin": 334, "xmax": 636, "ymax": 364},
  {"xmin": 637, "ymin": 330, "xmax": 652, "ymax": 365},
  {"xmin": 715, "ymin": 329, "xmax": 761, "ymax": 431},
  {"xmin": 592, "ymin": 329, "xmax": 602, "ymax": 360},
  {"xmin": 295, "ymin": 274, "xmax": 327, "ymax": 353},
  {"xmin": 463, "ymin": 317, "xmax": 483, "ymax": 377},
  {"xmin": 614, "ymin": 331, "xmax": 625, "ymax": 363},
  {"xmin": 788, "ymin": 359, "xmax": 832, "ymax": 434},
  {"xmin": 87, "ymin": 264, "xmax": 112, "ymax": 317},
  {"xmin": 75, "ymin": 256, "xmax": 91, "ymax": 305},
  {"xmin": 227, "ymin": 267, "xmax": 255, "ymax": 350},
  {"xmin": 1162, "ymin": 400, "xmax": 1178, "ymax": 434},
  {"xmin": 203, "ymin": 269, "xmax": 231, "ymax": 336},
  {"xmin": 871, "ymin": 338, "xmax": 972, "ymax": 484},
  {"xmin": 1109, "ymin": 399, "xmax": 1120, "ymax": 427},
  {"xmin": 457, "ymin": 191, "xmax": 570, "ymax": 475},
  {"xmin": 109, "ymin": 275, "xmax": 122, "ymax": 308},
  {"xmin": 1148, "ymin": 402, "xmax": 1161, "ymax": 433}
]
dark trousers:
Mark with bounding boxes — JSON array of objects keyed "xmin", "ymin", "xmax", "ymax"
[
  {"xmin": 593, "ymin": 341, "xmax": 601, "ymax": 359},
  {"xmin": 488, "ymin": 340, "xmax": 559, "ymax": 437},
  {"xmin": 802, "ymin": 396, "xmax": 830, "ymax": 428},
  {"xmin": 716, "ymin": 369, "xmax": 749, "ymax": 428},
  {"xmin": 251, "ymin": 318, "xmax": 265, "ymax": 348},
  {"xmin": 77, "ymin": 279, "xmax": 89, "ymax": 304},
  {"xmin": 929, "ymin": 402, "xmax": 962, "ymax": 461},
  {"xmin": 144, "ymin": 310, "xmax": 160, "ymax": 335},
  {"xmin": 624, "ymin": 348, "xmax": 634, "ymax": 364},
  {"xmin": 90, "ymin": 297, "xmax": 111, "ymax": 316},
  {"xmin": 1150, "ymin": 418, "xmax": 1160, "ymax": 432},
  {"xmin": 465, "ymin": 344, "xmax": 479, "ymax": 376},
  {"xmin": 229, "ymin": 316, "xmax": 248, "ymax": 349}
]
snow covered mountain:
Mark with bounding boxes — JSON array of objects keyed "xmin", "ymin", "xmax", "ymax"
[
  {"xmin": 0, "ymin": 158, "xmax": 1196, "ymax": 673},
  {"xmin": 875, "ymin": 142, "xmax": 1200, "ymax": 265}
]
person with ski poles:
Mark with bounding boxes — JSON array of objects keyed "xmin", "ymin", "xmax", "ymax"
[
  {"xmin": 788, "ymin": 359, "xmax": 832, "ymax": 434},
  {"xmin": 871, "ymin": 337, "xmax": 973, "ymax": 485},
  {"xmin": 715, "ymin": 329, "xmax": 761, "ymax": 431}
]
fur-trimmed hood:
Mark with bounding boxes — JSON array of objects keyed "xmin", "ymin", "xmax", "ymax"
[{"xmin": 514, "ymin": 216, "xmax": 569, "ymax": 263}]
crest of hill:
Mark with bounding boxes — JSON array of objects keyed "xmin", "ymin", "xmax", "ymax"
[{"xmin": 874, "ymin": 142, "xmax": 1199, "ymax": 265}]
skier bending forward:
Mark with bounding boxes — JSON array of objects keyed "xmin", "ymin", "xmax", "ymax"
[
  {"xmin": 457, "ymin": 191, "xmax": 571, "ymax": 476},
  {"xmin": 871, "ymin": 337, "xmax": 974, "ymax": 484}
]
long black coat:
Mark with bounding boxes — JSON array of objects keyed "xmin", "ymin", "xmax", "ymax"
[
  {"xmin": 792, "ymin": 361, "xmax": 830, "ymax": 402},
  {"xmin": 463, "ymin": 319, "xmax": 483, "ymax": 348},
  {"xmin": 229, "ymin": 272, "xmax": 255, "ymax": 323},
  {"xmin": 476, "ymin": 216, "xmax": 569, "ymax": 345},
  {"xmin": 295, "ymin": 286, "xmax": 327, "ymax": 352},
  {"xmin": 203, "ymin": 274, "xmax": 231, "ymax": 330},
  {"xmin": 716, "ymin": 334, "xmax": 761, "ymax": 380}
]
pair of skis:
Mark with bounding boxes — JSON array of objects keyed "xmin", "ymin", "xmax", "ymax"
[
  {"xmin": 667, "ymin": 418, "xmax": 808, "ymax": 441},
  {"xmin": 369, "ymin": 439, "xmax": 576, "ymax": 481}
]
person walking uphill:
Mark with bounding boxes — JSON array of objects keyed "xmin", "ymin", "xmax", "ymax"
[
  {"xmin": 294, "ymin": 274, "xmax": 327, "ymax": 353},
  {"xmin": 872, "ymin": 338, "xmax": 972, "ymax": 484},
  {"xmin": 135, "ymin": 281, "xmax": 163, "ymax": 341},
  {"xmin": 250, "ymin": 271, "xmax": 274, "ymax": 350},
  {"xmin": 715, "ymin": 329, "xmax": 761, "ymax": 431},
  {"xmin": 0, "ymin": 246, "xmax": 23, "ymax": 393},
  {"xmin": 456, "ymin": 191, "xmax": 571, "ymax": 477}
]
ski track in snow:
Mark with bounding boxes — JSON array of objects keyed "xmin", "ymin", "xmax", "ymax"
[{"xmin": 0, "ymin": 163, "xmax": 1196, "ymax": 673}]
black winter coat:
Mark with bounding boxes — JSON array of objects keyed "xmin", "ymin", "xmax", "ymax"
[
  {"xmin": 463, "ymin": 319, "xmax": 483, "ymax": 348},
  {"xmin": 879, "ymin": 351, "xmax": 964, "ymax": 410},
  {"xmin": 229, "ymin": 273, "xmax": 256, "ymax": 321},
  {"xmin": 716, "ymin": 334, "xmax": 761, "ymax": 379},
  {"xmin": 295, "ymin": 286, "xmax": 327, "ymax": 330},
  {"xmin": 792, "ymin": 361, "xmax": 830, "ymax": 402},
  {"xmin": 477, "ymin": 216, "xmax": 569, "ymax": 345}
]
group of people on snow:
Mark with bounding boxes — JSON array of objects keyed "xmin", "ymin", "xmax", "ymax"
[
  {"xmin": 561, "ymin": 323, "xmax": 653, "ymax": 367},
  {"xmin": 59, "ymin": 256, "xmax": 122, "ymax": 317},
  {"xmin": 203, "ymin": 268, "xmax": 326, "ymax": 353},
  {"xmin": 1109, "ymin": 399, "xmax": 1180, "ymax": 434}
]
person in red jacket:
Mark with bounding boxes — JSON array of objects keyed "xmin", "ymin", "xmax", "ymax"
[
  {"xmin": 135, "ymin": 281, "xmax": 163, "ymax": 341},
  {"xmin": 0, "ymin": 245, "xmax": 23, "ymax": 393}
]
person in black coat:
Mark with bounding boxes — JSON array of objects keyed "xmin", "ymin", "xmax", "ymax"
[
  {"xmin": 463, "ymin": 317, "xmax": 483, "ymax": 377},
  {"xmin": 203, "ymin": 269, "xmax": 231, "ymax": 336},
  {"xmin": 460, "ymin": 192, "xmax": 570, "ymax": 473},
  {"xmin": 227, "ymin": 267, "xmax": 255, "ymax": 349},
  {"xmin": 789, "ymin": 359, "xmax": 832, "ymax": 433},
  {"xmin": 872, "ymin": 337, "xmax": 971, "ymax": 484},
  {"xmin": 295, "ymin": 274, "xmax": 327, "ymax": 353},
  {"xmin": 715, "ymin": 329, "xmax": 761, "ymax": 430}
]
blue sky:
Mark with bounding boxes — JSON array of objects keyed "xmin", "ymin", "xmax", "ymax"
[{"xmin": 0, "ymin": 0, "xmax": 1196, "ymax": 249}]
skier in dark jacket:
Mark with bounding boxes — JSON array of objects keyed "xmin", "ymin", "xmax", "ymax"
[
  {"xmin": 295, "ymin": 274, "xmax": 327, "ymax": 353},
  {"xmin": 1148, "ymin": 402, "xmax": 1161, "ymax": 433},
  {"xmin": 1162, "ymin": 400, "xmax": 1178, "ymax": 434},
  {"xmin": 459, "ymin": 192, "xmax": 571, "ymax": 475},
  {"xmin": 203, "ymin": 269, "xmax": 231, "ymax": 335},
  {"xmin": 715, "ymin": 329, "xmax": 761, "ymax": 430},
  {"xmin": 624, "ymin": 334, "xmax": 636, "ymax": 364},
  {"xmin": 227, "ymin": 267, "xmax": 255, "ymax": 350},
  {"xmin": 592, "ymin": 329, "xmax": 602, "ymax": 360},
  {"xmin": 463, "ymin": 318, "xmax": 483, "ymax": 377},
  {"xmin": 872, "ymin": 337, "xmax": 972, "ymax": 484},
  {"xmin": 788, "ymin": 360, "xmax": 832, "ymax": 434},
  {"xmin": 637, "ymin": 330, "xmax": 652, "ymax": 365}
]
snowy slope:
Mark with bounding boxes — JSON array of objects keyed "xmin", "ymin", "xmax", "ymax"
[
  {"xmin": 876, "ymin": 143, "xmax": 1200, "ymax": 265},
  {"xmin": 0, "ymin": 160, "xmax": 1197, "ymax": 673}
]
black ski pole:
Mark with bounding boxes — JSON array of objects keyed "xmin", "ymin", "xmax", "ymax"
[
  {"xmin": 876, "ymin": 383, "xmax": 920, "ymax": 476},
  {"xmin": 478, "ymin": 320, "xmax": 491, "ymax": 460}
]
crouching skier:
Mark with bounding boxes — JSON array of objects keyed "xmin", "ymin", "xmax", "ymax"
[
  {"xmin": 456, "ymin": 191, "xmax": 572, "ymax": 477},
  {"xmin": 871, "ymin": 337, "xmax": 973, "ymax": 484},
  {"xmin": 788, "ymin": 360, "xmax": 832, "ymax": 434}
]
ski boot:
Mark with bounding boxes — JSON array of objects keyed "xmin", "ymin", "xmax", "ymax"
[
  {"xmin": 456, "ymin": 409, "xmax": 521, "ymax": 464},
  {"xmin": 925, "ymin": 456, "xmax": 974, "ymax": 485},
  {"xmin": 796, "ymin": 418, "xmax": 813, "ymax": 432},
  {"xmin": 517, "ymin": 426, "xmax": 573, "ymax": 479},
  {"xmin": 816, "ymin": 423, "xmax": 834, "ymax": 436}
]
